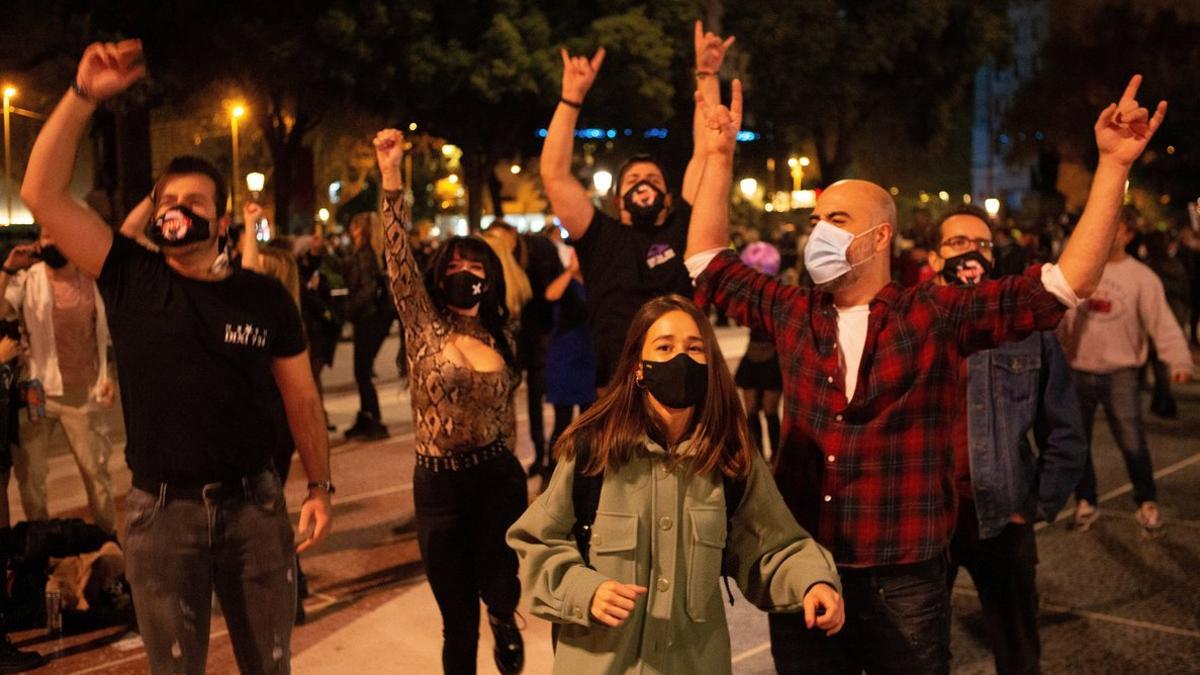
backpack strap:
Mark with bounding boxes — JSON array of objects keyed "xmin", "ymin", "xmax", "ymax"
[{"xmin": 570, "ymin": 439, "xmax": 603, "ymax": 567}]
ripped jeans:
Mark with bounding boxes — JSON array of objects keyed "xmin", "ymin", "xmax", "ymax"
[{"xmin": 123, "ymin": 470, "xmax": 297, "ymax": 675}]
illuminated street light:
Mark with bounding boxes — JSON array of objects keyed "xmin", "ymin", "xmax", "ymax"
[
  {"xmin": 447, "ymin": 174, "xmax": 459, "ymax": 184},
  {"xmin": 318, "ymin": 208, "xmax": 330, "ymax": 223},
  {"xmin": 510, "ymin": 164, "xmax": 521, "ymax": 175},
  {"xmin": 739, "ymin": 178, "xmax": 759, "ymax": 200},
  {"xmin": 2, "ymin": 85, "xmax": 15, "ymax": 225},
  {"xmin": 984, "ymin": 198, "xmax": 1001, "ymax": 218},
  {"xmin": 229, "ymin": 103, "xmax": 247, "ymax": 214},
  {"xmin": 245, "ymin": 172, "xmax": 265, "ymax": 194},
  {"xmin": 938, "ymin": 191, "xmax": 950, "ymax": 202},
  {"xmin": 592, "ymin": 170, "xmax": 613, "ymax": 195},
  {"xmin": 787, "ymin": 156, "xmax": 809, "ymax": 191},
  {"xmin": 409, "ymin": 122, "xmax": 418, "ymax": 132}
]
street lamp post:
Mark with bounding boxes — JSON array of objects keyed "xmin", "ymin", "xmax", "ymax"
[
  {"xmin": 230, "ymin": 104, "xmax": 245, "ymax": 216},
  {"xmin": 3, "ymin": 86, "xmax": 14, "ymax": 226}
]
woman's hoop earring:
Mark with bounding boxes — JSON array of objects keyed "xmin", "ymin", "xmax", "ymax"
[{"xmin": 635, "ymin": 376, "xmax": 646, "ymax": 389}]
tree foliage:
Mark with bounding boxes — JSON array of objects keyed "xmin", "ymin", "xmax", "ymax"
[
  {"xmin": 725, "ymin": 0, "xmax": 1009, "ymax": 183},
  {"xmin": 1004, "ymin": 1, "xmax": 1197, "ymax": 216}
]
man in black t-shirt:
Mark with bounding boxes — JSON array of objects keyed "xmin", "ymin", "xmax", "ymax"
[
  {"xmin": 541, "ymin": 22, "xmax": 736, "ymax": 387},
  {"xmin": 21, "ymin": 40, "xmax": 332, "ymax": 673}
]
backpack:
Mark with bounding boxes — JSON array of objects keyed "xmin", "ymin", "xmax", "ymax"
[{"xmin": 569, "ymin": 440, "xmax": 747, "ymax": 605}]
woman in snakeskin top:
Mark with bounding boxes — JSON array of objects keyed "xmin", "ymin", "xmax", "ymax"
[{"xmin": 374, "ymin": 129, "xmax": 527, "ymax": 675}]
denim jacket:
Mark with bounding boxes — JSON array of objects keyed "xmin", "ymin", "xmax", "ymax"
[{"xmin": 965, "ymin": 331, "xmax": 1087, "ymax": 539}]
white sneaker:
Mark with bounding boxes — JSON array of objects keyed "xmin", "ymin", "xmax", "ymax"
[
  {"xmin": 1074, "ymin": 499, "xmax": 1099, "ymax": 531},
  {"xmin": 1136, "ymin": 501, "xmax": 1164, "ymax": 535}
]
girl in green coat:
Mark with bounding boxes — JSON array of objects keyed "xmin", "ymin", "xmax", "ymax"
[{"xmin": 508, "ymin": 294, "xmax": 844, "ymax": 674}]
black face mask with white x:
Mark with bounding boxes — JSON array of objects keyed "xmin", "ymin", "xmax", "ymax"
[{"xmin": 443, "ymin": 270, "xmax": 487, "ymax": 310}]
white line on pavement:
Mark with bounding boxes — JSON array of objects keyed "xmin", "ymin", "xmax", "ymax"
[
  {"xmin": 1044, "ymin": 450, "xmax": 1200, "ymax": 528},
  {"xmin": 952, "ymin": 588, "xmax": 1200, "ymax": 640},
  {"xmin": 731, "ymin": 640, "xmax": 772, "ymax": 664}
]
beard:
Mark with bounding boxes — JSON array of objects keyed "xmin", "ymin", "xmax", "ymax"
[{"xmin": 814, "ymin": 263, "xmax": 864, "ymax": 293}]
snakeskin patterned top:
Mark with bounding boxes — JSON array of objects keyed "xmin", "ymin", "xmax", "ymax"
[{"xmin": 380, "ymin": 191, "xmax": 518, "ymax": 457}]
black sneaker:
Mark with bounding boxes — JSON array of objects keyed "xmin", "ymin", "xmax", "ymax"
[
  {"xmin": 344, "ymin": 412, "xmax": 370, "ymax": 439},
  {"xmin": 0, "ymin": 636, "xmax": 47, "ymax": 673},
  {"xmin": 488, "ymin": 612, "xmax": 524, "ymax": 674},
  {"xmin": 358, "ymin": 419, "xmax": 390, "ymax": 441}
]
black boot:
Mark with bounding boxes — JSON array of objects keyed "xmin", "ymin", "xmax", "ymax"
[
  {"xmin": 357, "ymin": 412, "xmax": 390, "ymax": 441},
  {"xmin": 488, "ymin": 612, "xmax": 524, "ymax": 674},
  {"xmin": 344, "ymin": 412, "xmax": 370, "ymax": 439},
  {"xmin": 0, "ymin": 636, "xmax": 46, "ymax": 674}
]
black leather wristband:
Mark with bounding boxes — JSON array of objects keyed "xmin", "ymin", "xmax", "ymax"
[
  {"xmin": 559, "ymin": 97, "xmax": 582, "ymax": 109},
  {"xmin": 70, "ymin": 80, "xmax": 93, "ymax": 103}
]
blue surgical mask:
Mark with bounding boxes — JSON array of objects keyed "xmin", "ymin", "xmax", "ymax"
[{"xmin": 803, "ymin": 220, "xmax": 881, "ymax": 285}]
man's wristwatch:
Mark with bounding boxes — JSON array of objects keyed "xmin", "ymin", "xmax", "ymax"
[{"xmin": 307, "ymin": 480, "xmax": 336, "ymax": 495}]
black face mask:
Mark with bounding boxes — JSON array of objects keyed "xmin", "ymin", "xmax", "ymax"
[
  {"xmin": 641, "ymin": 353, "xmax": 709, "ymax": 409},
  {"xmin": 146, "ymin": 205, "xmax": 213, "ymax": 248},
  {"xmin": 443, "ymin": 270, "xmax": 487, "ymax": 310},
  {"xmin": 622, "ymin": 179, "xmax": 667, "ymax": 229},
  {"xmin": 38, "ymin": 245, "xmax": 69, "ymax": 270},
  {"xmin": 940, "ymin": 250, "xmax": 994, "ymax": 287}
]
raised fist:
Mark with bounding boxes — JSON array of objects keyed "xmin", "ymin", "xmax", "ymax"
[{"xmin": 75, "ymin": 40, "xmax": 146, "ymax": 102}]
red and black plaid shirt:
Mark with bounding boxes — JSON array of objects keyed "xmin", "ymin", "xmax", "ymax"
[{"xmin": 695, "ymin": 250, "xmax": 1066, "ymax": 567}]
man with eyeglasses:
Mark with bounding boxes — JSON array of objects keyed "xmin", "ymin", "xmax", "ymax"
[
  {"xmin": 927, "ymin": 205, "xmax": 1087, "ymax": 675},
  {"xmin": 686, "ymin": 76, "xmax": 1164, "ymax": 674}
]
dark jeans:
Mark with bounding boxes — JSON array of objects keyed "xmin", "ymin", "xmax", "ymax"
[
  {"xmin": 123, "ymin": 471, "xmax": 296, "ymax": 675},
  {"xmin": 1072, "ymin": 368, "xmax": 1157, "ymax": 505},
  {"xmin": 352, "ymin": 312, "xmax": 395, "ymax": 419},
  {"xmin": 769, "ymin": 556, "xmax": 950, "ymax": 675},
  {"xmin": 950, "ymin": 509, "xmax": 1041, "ymax": 675},
  {"xmin": 414, "ymin": 450, "xmax": 526, "ymax": 675}
]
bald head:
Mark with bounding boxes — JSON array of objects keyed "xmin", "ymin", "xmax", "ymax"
[
  {"xmin": 821, "ymin": 180, "xmax": 896, "ymax": 227},
  {"xmin": 809, "ymin": 180, "xmax": 896, "ymax": 238}
]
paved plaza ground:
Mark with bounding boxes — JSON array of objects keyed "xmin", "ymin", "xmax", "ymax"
[{"xmin": 8, "ymin": 327, "xmax": 1200, "ymax": 674}]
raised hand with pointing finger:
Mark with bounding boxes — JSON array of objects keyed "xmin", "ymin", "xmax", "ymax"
[
  {"xmin": 695, "ymin": 79, "xmax": 744, "ymax": 158},
  {"xmin": 560, "ymin": 47, "xmax": 606, "ymax": 105},
  {"xmin": 694, "ymin": 20, "xmax": 735, "ymax": 75},
  {"xmin": 1095, "ymin": 74, "xmax": 1167, "ymax": 167}
]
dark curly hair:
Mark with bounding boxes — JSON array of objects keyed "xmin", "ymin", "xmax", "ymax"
[{"xmin": 423, "ymin": 235, "xmax": 515, "ymax": 367}]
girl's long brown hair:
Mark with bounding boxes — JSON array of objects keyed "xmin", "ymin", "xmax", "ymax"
[{"xmin": 554, "ymin": 294, "xmax": 755, "ymax": 479}]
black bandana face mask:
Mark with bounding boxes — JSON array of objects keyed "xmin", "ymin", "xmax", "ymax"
[
  {"xmin": 641, "ymin": 353, "xmax": 709, "ymax": 409},
  {"xmin": 622, "ymin": 179, "xmax": 667, "ymax": 229},
  {"xmin": 443, "ymin": 270, "xmax": 487, "ymax": 310},
  {"xmin": 146, "ymin": 205, "xmax": 213, "ymax": 248},
  {"xmin": 940, "ymin": 250, "xmax": 994, "ymax": 287},
  {"xmin": 38, "ymin": 245, "xmax": 69, "ymax": 269}
]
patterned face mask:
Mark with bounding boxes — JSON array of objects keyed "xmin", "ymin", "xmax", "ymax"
[
  {"xmin": 622, "ymin": 179, "xmax": 667, "ymax": 229},
  {"xmin": 146, "ymin": 205, "xmax": 212, "ymax": 248}
]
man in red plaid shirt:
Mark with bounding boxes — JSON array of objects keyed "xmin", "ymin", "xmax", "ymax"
[{"xmin": 686, "ymin": 77, "xmax": 1165, "ymax": 674}]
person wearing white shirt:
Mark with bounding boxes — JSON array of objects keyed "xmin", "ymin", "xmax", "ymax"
[{"xmin": 0, "ymin": 234, "xmax": 115, "ymax": 533}]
